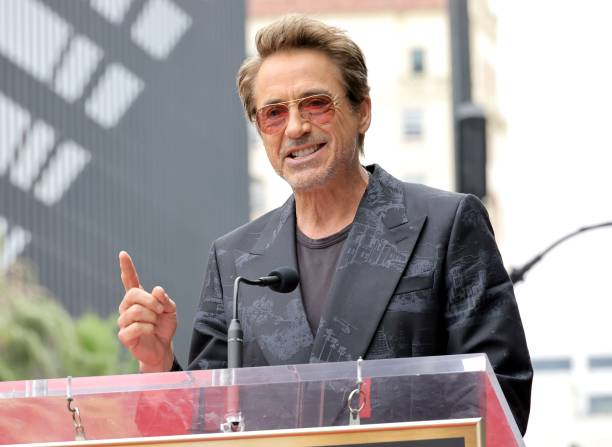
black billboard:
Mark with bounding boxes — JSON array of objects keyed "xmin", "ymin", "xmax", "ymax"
[{"xmin": 0, "ymin": 0, "xmax": 248, "ymax": 363}]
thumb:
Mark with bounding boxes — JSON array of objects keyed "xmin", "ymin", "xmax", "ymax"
[{"xmin": 152, "ymin": 286, "xmax": 177, "ymax": 313}]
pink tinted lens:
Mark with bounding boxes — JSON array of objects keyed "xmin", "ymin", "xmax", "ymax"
[
  {"xmin": 299, "ymin": 95, "xmax": 335, "ymax": 124},
  {"xmin": 257, "ymin": 95, "xmax": 336, "ymax": 134},
  {"xmin": 300, "ymin": 96, "xmax": 332, "ymax": 113},
  {"xmin": 258, "ymin": 104, "xmax": 289, "ymax": 133}
]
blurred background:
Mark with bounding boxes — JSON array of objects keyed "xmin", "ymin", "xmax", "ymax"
[{"xmin": 1, "ymin": 0, "xmax": 611, "ymax": 445}]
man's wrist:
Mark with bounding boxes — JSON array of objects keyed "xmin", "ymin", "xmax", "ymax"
[{"xmin": 138, "ymin": 347, "xmax": 175, "ymax": 373}]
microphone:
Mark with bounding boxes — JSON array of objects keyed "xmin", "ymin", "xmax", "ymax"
[
  {"xmin": 228, "ymin": 267, "xmax": 299, "ymax": 369},
  {"xmin": 258, "ymin": 267, "xmax": 300, "ymax": 293}
]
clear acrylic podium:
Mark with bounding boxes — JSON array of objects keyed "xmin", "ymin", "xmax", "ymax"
[{"xmin": 0, "ymin": 354, "xmax": 524, "ymax": 446}]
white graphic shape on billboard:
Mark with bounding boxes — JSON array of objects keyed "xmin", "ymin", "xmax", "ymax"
[
  {"xmin": 84, "ymin": 63, "xmax": 144, "ymax": 128},
  {"xmin": 0, "ymin": 0, "xmax": 71, "ymax": 83},
  {"xmin": 10, "ymin": 120, "xmax": 56, "ymax": 191},
  {"xmin": 0, "ymin": 92, "xmax": 31, "ymax": 176},
  {"xmin": 131, "ymin": 0, "xmax": 191, "ymax": 59},
  {"xmin": 33, "ymin": 141, "xmax": 91, "ymax": 206},
  {"xmin": 89, "ymin": 0, "xmax": 134, "ymax": 24},
  {"xmin": 53, "ymin": 35, "xmax": 104, "ymax": 103},
  {"xmin": 1, "ymin": 93, "xmax": 93, "ymax": 207},
  {"xmin": 0, "ymin": 221, "xmax": 32, "ymax": 272}
]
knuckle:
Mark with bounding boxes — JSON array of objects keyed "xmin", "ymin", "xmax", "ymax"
[
  {"xmin": 125, "ymin": 287, "xmax": 141, "ymax": 300},
  {"xmin": 137, "ymin": 322, "xmax": 154, "ymax": 334},
  {"xmin": 126, "ymin": 288, "xmax": 154, "ymax": 307},
  {"xmin": 126, "ymin": 306, "xmax": 144, "ymax": 323},
  {"xmin": 126, "ymin": 303, "xmax": 142, "ymax": 317},
  {"xmin": 118, "ymin": 293, "xmax": 131, "ymax": 311},
  {"xmin": 117, "ymin": 328, "xmax": 130, "ymax": 344}
]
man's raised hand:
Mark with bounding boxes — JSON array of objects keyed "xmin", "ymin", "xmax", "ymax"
[{"xmin": 117, "ymin": 251, "xmax": 177, "ymax": 372}]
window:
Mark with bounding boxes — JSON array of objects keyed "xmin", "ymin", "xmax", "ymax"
[
  {"xmin": 589, "ymin": 355, "xmax": 612, "ymax": 369},
  {"xmin": 402, "ymin": 108, "xmax": 423, "ymax": 140},
  {"xmin": 410, "ymin": 48, "xmax": 425, "ymax": 75},
  {"xmin": 589, "ymin": 395, "xmax": 612, "ymax": 415},
  {"xmin": 531, "ymin": 358, "xmax": 572, "ymax": 371}
]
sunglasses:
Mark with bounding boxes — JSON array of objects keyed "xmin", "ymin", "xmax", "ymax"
[{"xmin": 255, "ymin": 94, "xmax": 339, "ymax": 135}]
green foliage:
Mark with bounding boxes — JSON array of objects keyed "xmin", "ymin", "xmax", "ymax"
[
  {"xmin": 71, "ymin": 313, "xmax": 138, "ymax": 377},
  {"xmin": 0, "ymin": 263, "xmax": 137, "ymax": 381}
]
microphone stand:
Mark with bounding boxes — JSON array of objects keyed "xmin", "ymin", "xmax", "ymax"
[
  {"xmin": 509, "ymin": 221, "xmax": 612, "ymax": 284},
  {"xmin": 222, "ymin": 277, "xmax": 258, "ymax": 433},
  {"xmin": 228, "ymin": 274, "xmax": 280, "ymax": 369},
  {"xmin": 222, "ymin": 273, "xmax": 286, "ymax": 433}
]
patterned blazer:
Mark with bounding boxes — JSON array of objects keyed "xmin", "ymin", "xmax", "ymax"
[{"xmin": 186, "ymin": 164, "xmax": 532, "ymax": 434}]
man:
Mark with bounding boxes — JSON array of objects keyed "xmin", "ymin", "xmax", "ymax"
[{"xmin": 118, "ymin": 15, "xmax": 532, "ymax": 434}]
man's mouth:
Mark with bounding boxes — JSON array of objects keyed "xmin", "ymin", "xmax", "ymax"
[{"xmin": 288, "ymin": 143, "xmax": 326, "ymax": 159}]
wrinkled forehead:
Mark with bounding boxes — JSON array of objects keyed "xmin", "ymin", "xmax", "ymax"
[{"xmin": 253, "ymin": 49, "xmax": 345, "ymax": 109}]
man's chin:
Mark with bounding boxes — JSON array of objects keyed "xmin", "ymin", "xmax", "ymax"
[{"xmin": 283, "ymin": 167, "xmax": 332, "ymax": 192}]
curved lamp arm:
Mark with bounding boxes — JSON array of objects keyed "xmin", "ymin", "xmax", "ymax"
[{"xmin": 509, "ymin": 221, "xmax": 612, "ymax": 284}]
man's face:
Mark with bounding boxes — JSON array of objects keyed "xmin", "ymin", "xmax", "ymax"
[{"xmin": 253, "ymin": 49, "xmax": 371, "ymax": 191}]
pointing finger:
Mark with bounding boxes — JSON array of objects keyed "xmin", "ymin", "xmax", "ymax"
[{"xmin": 119, "ymin": 250, "xmax": 141, "ymax": 292}]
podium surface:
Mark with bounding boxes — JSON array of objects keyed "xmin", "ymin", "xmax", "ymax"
[{"xmin": 0, "ymin": 354, "xmax": 523, "ymax": 446}]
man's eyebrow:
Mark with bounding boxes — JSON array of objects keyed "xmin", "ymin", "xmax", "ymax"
[
  {"xmin": 262, "ymin": 98, "xmax": 284, "ymax": 107},
  {"xmin": 261, "ymin": 89, "xmax": 332, "ymax": 107},
  {"xmin": 301, "ymin": 88, "xmax": 332, "ymax": 97}
]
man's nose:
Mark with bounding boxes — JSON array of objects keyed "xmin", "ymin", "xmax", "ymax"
[{"xmin": 284, "ymin": 106, "xmax": 310, "ymax": 139}]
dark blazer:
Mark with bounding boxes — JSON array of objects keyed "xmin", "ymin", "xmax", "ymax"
[{"xmin": 187, "ymin": 164, "xmax": 532, "ymax": 434}]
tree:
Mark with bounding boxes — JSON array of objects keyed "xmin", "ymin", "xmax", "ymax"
[{"xmin": 0, "ymin": 262, "xmax": 137, "ymax": 381}]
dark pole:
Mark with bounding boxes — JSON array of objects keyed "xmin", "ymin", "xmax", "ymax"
[
  {"xmin": 449, "ymin": 0, "xmax": 488, "ymax": 199},
  {"xmin": 449, "ymin": 0, "xmax": 472, "ymax": 106}
]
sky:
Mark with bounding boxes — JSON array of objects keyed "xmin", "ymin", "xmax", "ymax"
[
  {"xmin": 491, "ymin": 0, "xmax": 612, "ymax": 357},
  {"xmin": 477, "ymin": 5, "xmax": 612, "ymax": 442},
  {"xmin": 493, "ymin": 0, "xmax": 612, "ymax": 222}
]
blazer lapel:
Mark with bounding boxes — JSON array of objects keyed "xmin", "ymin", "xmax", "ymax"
[
  {"xmin": 309, "ymin": 167, "xmax": 426, "ymax": 363},
  {"xmin": 237, "ymin": 197, "xmax": 313, "ymax": 366}
]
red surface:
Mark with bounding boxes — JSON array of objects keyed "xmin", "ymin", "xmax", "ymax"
[
  {"xmin": 484, "ymin": 375, "xmax": 520, "ymax": 446},
  {"xmin": 0, "ymin": 371, "xmax": 211, "ymax": 444},
  {"xmin": 134, "ymin": 389, "xmax": 194, "ymax": 437},
  {"xmin": 360, "ymin": 377, "xmax": 372, "ymax": 419}
]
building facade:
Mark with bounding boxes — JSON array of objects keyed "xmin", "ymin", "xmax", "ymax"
[
  {"xmin": 246, "ymin": 1, "xmax": 612, "ymax": 446},
  {"xmin": 246, "ymin": 0, "xmax": 506, "ymax": 224}
]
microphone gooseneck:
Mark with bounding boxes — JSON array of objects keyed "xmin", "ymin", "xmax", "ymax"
[
  {"xmin": 509, "ymin": 221, "xmax": 612, "ymax": 284},
  {"xmin": 228, "ymin": 267, "xmax": 300, "ymax": 369}
]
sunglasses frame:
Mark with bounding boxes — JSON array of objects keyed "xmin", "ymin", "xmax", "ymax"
[{"xmin": 255, "ymin": 93, "xmax": 340, "ymax": 135}]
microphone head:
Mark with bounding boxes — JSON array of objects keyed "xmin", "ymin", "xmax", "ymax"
[{"xmin": 267, "ymin": 267, "xmax": 299, "ymax": 293}]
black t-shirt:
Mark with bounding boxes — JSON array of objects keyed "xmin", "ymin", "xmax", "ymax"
[{"xmin": 296, "ymin": 224, "xmax": 351, "ymax": 334}]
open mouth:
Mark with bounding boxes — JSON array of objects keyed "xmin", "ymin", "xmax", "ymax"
[{"xmin": 288, "ymin": 143, "xmax": 326, "ymax": 159}]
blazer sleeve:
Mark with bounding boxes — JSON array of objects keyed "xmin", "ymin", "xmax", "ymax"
[
  {"xmin": 187, "ymin": 242, "xmax": 228, "ymax": 370},
  {"xmin": 443, "ymin": 194, "xmax": 533, "ymax": 435}
]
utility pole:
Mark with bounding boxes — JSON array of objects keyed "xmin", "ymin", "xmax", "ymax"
[{"xmin": 449, "ymin": 0, "xmax": 487, "ymax": 199}]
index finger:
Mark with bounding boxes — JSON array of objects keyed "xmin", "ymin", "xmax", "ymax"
[{"xmin": 119, "ymin": 250, "xmax": 141, "ymax": 291}]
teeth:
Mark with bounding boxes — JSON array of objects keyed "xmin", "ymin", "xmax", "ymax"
[{"xmin": 291, "ymin": 145, "xmax": 321, "ymax": 158}]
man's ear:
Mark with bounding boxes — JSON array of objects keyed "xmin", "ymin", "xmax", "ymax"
[{"xmin": 358, "ymin": 96, "xmax": 372, "ymax": 134}]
